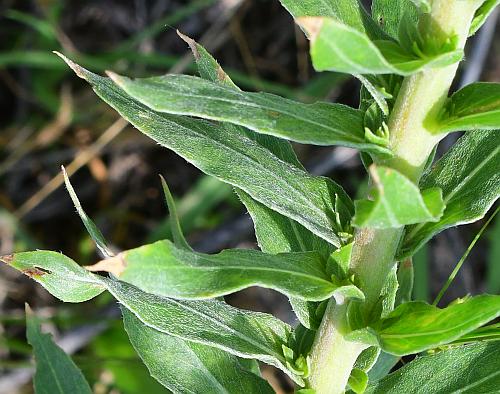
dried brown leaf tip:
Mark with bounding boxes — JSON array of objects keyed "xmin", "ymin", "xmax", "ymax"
[
  {"xmin": 296, "ymin": 17, "xmax": 324, "ymax": 42},
  {"xmin": 86, "ymin": 253, "xmax": 126, "ymax": 277},
  {"xmin": 53, "ymin": 51, "xmax": 88, "ymax": 80},
  {"xmin": 177, "ymin": 30, "xmax": 200, "ymax": 60},
  {"xmin": 0, "ymin": 254, "xmax": 14, "ymax": 265}
]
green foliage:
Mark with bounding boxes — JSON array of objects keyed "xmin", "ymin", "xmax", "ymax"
[
  {"xmin": 63, "ymin": 167, "xmax": 113, "ymax": 258},
  {"xmin": 366, "ymin": 342, "xmax": 500, "ymax": 393},
  {"xmin": 88, "ymin": 239, "xmax": 339, "ymax": 301},
  {"xmin": 352, "ymin": 165, "xmax": 444, "ymax": 228},
  {"xmin": 122, "ymin": 309, "xmax": 274, "ymax": 393},
  {"xmin": 400, "ymin": 131, "xmax": 500, "ymax": 258},
  {"xmin": 352, "ymin": 295, "xmax": 500, "ymax": 355},
  {"xmin": 2, "ymin": 251, "xmax": 104, "ymax": 302},
  {"xmin": 105, "ymin": 72, "xmax": 390, "ymax": 155},
  {"xmin": 4, "ymin": 1, "xmax": 500, "ymax": 392},
  {"xmin": 437, "ymin": 82, "xmax": 500, "ymax": 133},
  {"xmin": 26, "ymin": 306, "xmax": 92, "ymax": 394},
  {"xmin": 299, "ymin": 17, "xmax": 462, "ymax": 75},
  {"xmin": 56, "ymin": 52, "xmax": 353, "ymax": 248},
  {"xmin": 470, "ymin": 0, "xmax": 500, "ymax": 35},
  {"xmin": 371, "ymin": 0, "xmax": 419, "ymax": 39}
]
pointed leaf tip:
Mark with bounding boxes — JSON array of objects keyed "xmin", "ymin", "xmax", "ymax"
[
  {"xmin": 53, "ymin": 51, "xmax": 88, "ymax": 80},
  {"xmin": 176, "ymin": 30, "xmax": 200, "ymax": 60}
]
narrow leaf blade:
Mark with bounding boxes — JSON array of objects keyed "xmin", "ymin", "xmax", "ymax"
[
  {"xmin": 370, "ymin": 295, "xmax": 500, "ymax": 356},
  {"xmin": 104, "ymin": 278, "xmax": 302, "ymax": 384},
  {"xmin": 106, "ymin": 72, "xmax": 389, "ymax": 155},
  {"xmin": 159, "ymin": 175, "xmax": 192, "ymax": 251},
  {"xmin": 122, "ymin": 308, "xmax": 275, "ymax": 393},
  {"xmin": 26, "ymin": 305, "xmax": 92, "ymax": 394},
  {"xmin": 4, "ymin": 249, "xmax": 303, "ymax": 385},
  {"xmin": 62, "ymin": 166, "xmax": 113, "ymax": 258},
  {"xmin": 400, "ymin": 130, "xmax": 500, "ymax": 258},
  {"xmin": 56, "ymin": 53, "xmax": 353, "ymax": 247},
  {"xmin": 87, "ymin": 239, "xmax": 337, "ymax": 301},
  {"xmin": 366, "ymin": 342, "xmax": 500, "ymax": 393},
  {"xmin": 437, "ymin": 83, "xmax": 500, "ymax": 133}
]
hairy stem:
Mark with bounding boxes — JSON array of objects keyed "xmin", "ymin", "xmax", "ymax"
[{"xmin": 306, "ymin": 2, "xmax": 480, "ymax": 392}]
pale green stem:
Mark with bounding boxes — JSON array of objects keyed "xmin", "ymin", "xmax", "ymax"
[{"xmin": 306, "ymin": 2, "xmax": 481, "ymax": 392}]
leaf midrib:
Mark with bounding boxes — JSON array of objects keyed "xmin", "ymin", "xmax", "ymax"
[
  {"xmin": 113, "ymin": 282, "xmax": 287, "ymax": 363},
  {"xmin": 141, "ymin": 79, "xmax": 364, "ymax": 142}
]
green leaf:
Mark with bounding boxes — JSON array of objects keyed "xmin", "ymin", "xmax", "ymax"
[
  {"xmin": 298, "ymin": 17, "xmax": 462, "ymax": 76},
  {"xmin": 1, "ymin": 251, "xmax": 104, "ymax": 302},
  {"xmin": 122, "ymin": 308, "xmax": 274, "ymax": 393},
  {"xmin": 105, "ymin": 72, "xmax": 390, "ymax": 156},
  {"xmin": 56, "ymin": 52, "xmax": 353, "ymax": 248},
  {"xmin": 487, "ymin": 215, "xmax": 500, "ymax": 293},
  {"xmin": 62, "ymin": 166, "xmax": 113, "ymax": 258},
  {"xmin": 348, "ymin": 368, "xmax": 368, "ymax": 394},
  {"xmin": 4, "ymin": 249, "xmax": 303, "ymax": 385},
  {"xmin": 176, "ymin": 33, "xmax": 333, "ymax": 329},
  {"xmin": 279, "ymin": 0, "xmax": 385, "ymax": 39},
  {"xmin": 352, "ymin": 165, "xmax": 444, "ymax": 228},
  {"xmin": 394, "ymin": 259, "xmax": 413, "ymax": 306},
  {"xmin": 366, "ymin": 342, "xmax": 500, "ymax": 393},
  {"xmin": 399, "ymin": 130, "xmax": 500, "ymax": 259},
  {"xmin": 368, "ymin": 295, "xmax": 500, "ymax": 356},
  {"xmin": 452, "ymin": 323, "xmax": 500, "ymax": 345},
  {"xmin": 436, "ymin": 83, "xmax": 500, "ymax": 133},
  {"xmin": 159, "ymin": 175, "xmax": 192, "ymax": 251},
  {"xmin": 177, "ymin": 30, "xmax": 238, "ymax": 89},
  {"xmin": 87, "ymin": 239, "xmax": 338, "ymax": 301},
  {"xmin": 177, "ymin": 31, "xmax": 335, "ymax": 259},
  {"xmin": 26, "ymin": 305, "xmax": 92, "ymax": 394},
  {"xmin": 470, "ymin": 0, "xmax": 499, "ymax": 36},
  {"xmin": 104, "ymin": 278, "xmax": 302, "ymax": 384},
  {"xmin": 371, "ymin": 0, "xmax": 419, "ymax": 39},
  {"xmin": 367, "ymin": 351, "xmax": 399, "ymax": 382}
]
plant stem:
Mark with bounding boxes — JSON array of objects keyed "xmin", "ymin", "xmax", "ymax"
[{"xmin": 306, "ymin": 2, "xmax": 481, "ymax": 392}]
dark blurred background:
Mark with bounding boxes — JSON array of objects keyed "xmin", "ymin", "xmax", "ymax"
[{"xmin": 0, "ymin": 1, "xmax": 498, "ymax": 393}]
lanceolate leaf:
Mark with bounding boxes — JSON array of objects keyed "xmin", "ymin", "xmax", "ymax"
[
  {"xmin": 63, "ymin": 166, "xmax": 113, "ymax": 258},
  {"xmin": 352, "ymin": 165, "xmax": 444, "ymax": 228},
  {"xmin": 1, "ymin": 251, "xmax": 104, "ymax": 302},
  {"xmin": 87, "ymin": 239, "xmax": 338, "ymax": 301},
  {"xmin": 178, "ymin": 33, "xmax": 333, "ymax": 329},
  {"xmin": 104, "ymin": 278, "xmax": 301, "ymax": 384},
  {"xmin": 399, "ymin": 131, "xmax": 500, "ymax": 259},
  {"xmin": 26, "ymin": 305, "xmax": 92, "ymax": 394},
  {"xmin": 122, "ymin": 309, "xmax": 274, "ymax": 393},
  {"xmin": 159, "ymin": 175, "xmax": 192, "ymax": 251},
  {"xmin": 105, "ymin": 73, "xmax": 389, "ymax": 155},
  {"xmin": 363, "ymin": 295, "xmax": 500, "ymax": 356},
  {"xmin": 366, "ymin": 342, "xmax": 500, "ymax": 393},
  {"xmin": 56, "ymin": 53, "xmax": 353, "ymax": 247},
  {"xmin": 5, "ymin": 250, "xmax": 303, "ymax": 385},
  {"xmin": 436, "ymin": 82, "xmax": 500, "ymax": 133},
  {"xmin": 470, "ymin": 0, "xmax": 500, "ymax": 36},
  {"xmin": 298, "ymin": 17, "xmax": 462, "ymax": 76}
]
